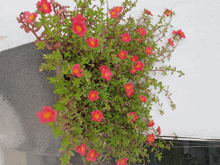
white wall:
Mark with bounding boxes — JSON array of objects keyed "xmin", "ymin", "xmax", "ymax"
[{"xmin": 1, "ymin": 0, "xmax": 220, "ymax": 141}]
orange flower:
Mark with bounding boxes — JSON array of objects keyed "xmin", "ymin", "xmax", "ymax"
[
  {"xmin": 37, "ymin": 0, "xmax": 52, "ymax": 14},
  {"xmin": 117, "ymin": 157, "xmax": 128, "ymax": 165},
  {"xmin": 117, "ymin": 49, "xmax": 128, "ymax": 60},
  {"xmin": 72, "ymin": 21, "xmax": 87, "ymax": 37},
  {"xmin": 24, "ymin": 11, "xmax": 37, "ymax": 24},
  {"xmin": 91, "ymin": 110, "xmax": 104, "ymax": 124},
  {"xmin": 147, "ymin": 120, "xmax": 155, "ymax": 127},
  {"xmin": 145, "ymin": 46, "xmax": 153, "ymax": 55},
  {"xmin": 137, "ymin": 27, "xmax": 147, "ymax": 36},
  {"xmin": 168, "ymin": 38, "xmax": 174, "ymax": 46},
  {"xmin": 124, "ymin": 83, "xmax": 134, "ymax": 93},
  {"xmin": 71, "ymin": 64, "xmax": 82, "ymax": 77},
  {"xmin": 36, "ymin": 106, "xmax": 57, "ymax": 124},
  {"xmin": 164, "ymin": 9, "xmax": 172, "ymax": 17},
  {"xmin": 129, "ymin": 112, "xmax": 138, "ymax": 122},
  {"xmin": 87, "ymin": 149, "xmax": 98, "ymax": 162},
  {"xmin": 130, "ymin": 55, "xmax": 138, "ymax": 62},
  {"xmin": 144, "ymin": 9, "xmax": 153, "ymax": 16},
  {"xmin": 74, "ymin": 144, "xmax": 88, "ymax": 156},
  {"xmin": 88, "ymin": 90, "xmax": 99, "ymax": 102},
  {"xmin": 121, "ymin": 33, "xmax": 131, "ymax": 42},
  {"xmin": 139, "ymin": 95, "xmax": 147, "ymax": 102},
  {"xmin": 134, "ymin": 61, "xmax": 144, "ymax": 71},
  {"xmin": 87, "ymin": 37, "xmax": 99, "ymax": 48},
  {"xmin": 147, "ymin": 134, "xmax": 155, "ymax": 144},
  {"xmin": 109, "ymin": 10, "xmax": 119, "ymax": 18}
]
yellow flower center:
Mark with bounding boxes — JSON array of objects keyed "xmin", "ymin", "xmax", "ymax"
[
  {"xmin": 94, "ymin": 114, "xmax": 100, "ymax": 119},
  {"xmin": 120, "ymin": 53, "xmax": 124, "ymax": 57},
  {"xmin": 147, "ymin": 49, "xmax": 151, "ymax": 53},
  {"xmin": 74, "ymin": 69, "xmax": 79, "ymax": 74},
  {"xmin": 123, "ymin": 36, "xmax": 127, "ymax": 40},
  {"xmin": 140, "ymin": 97, "xmax": 144, "ymax": 101},
  {"xmin": 91, "ymin": 93, "xmax": 95, "ymax": 98},
  {"xmin": 76, "ymin": 25, "xmax": 82, "ymax": 32},
  {"xmin": 90, "ymin": 152, "xmax": 95, "ymax": 157},
  {"xmin": 104, "ymin": 72, "xmax": 108, "ymax": 77},
  {"xmin": 136, "ymin": 64, "xmax": 140, "ymax": 68},
  {"xmin": 29, "ymin": 14, "xmax": 35, "ymax": 21},
  {"xmin": 80, "ymin": 147, "xmax": 84, "ymax": 152},
  {"xmin": 112, "ymin": 12, "xmax": 115, "ymax": 16},
  {"xmin": 149, "ymin": 137, "xmax": 153, "ymax": 141},
  {"xmin": 42, "ymin": 3, "xmax": 48, "ymax": 10},
  {"xmin": 121, "ymin": 160, "xmax": 126, "ymax": 163},
  {"xmin": 43, "ymin": 112, "xmax": 51, "ymax": 119},
  {"xmin": 126, "ymin": 86, "xmax": 131, "ymax": 89},
  {"xmin": 90, "ymin": 40, "xmax": 95, "ymax": 46},
  {"xmin": 181, "ymin": 32, "xmax": 184, "ymax": 36}
]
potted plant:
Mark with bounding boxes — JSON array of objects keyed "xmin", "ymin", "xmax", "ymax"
[{"xmin": 17, "ymin": 0, "xmax": 185, "ymax": 164}]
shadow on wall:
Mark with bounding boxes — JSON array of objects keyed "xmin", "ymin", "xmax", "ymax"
[{"xmin": 0, "ymin": 42, "xmax": 62, "ymax": 157}]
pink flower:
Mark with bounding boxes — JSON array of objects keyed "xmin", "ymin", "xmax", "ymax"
[
  {"xmin": 147, "ymin": 134, "xmax": 155, "ymax": 144},
  {"xmin": 71, "ymin": 14, "xmax": 87, "ymax": 23},
  {"xmin": 37, "ymin": 0, "xmax": 52, "ymax": 14},
  {"xmin": 99, "ymin": 65, "xmax": 110, "ymax": 73},
  {"xmin": 129, "ymin": 112, "xmax": 138, "ymax": 122},
  {"xmin": 137, "ymin": 27, "xmax": 147, "ymax": 36},
  {"xmin": 74, "ymin": 144, "xmax": 88, "ymax": 156},
  {"xmin": 121, "ymin": 33, "xmax": 131, "ymax": 42},
  {"xmin": 147, "ymin": 120, "xmax": 155, "ymax": 127},
  {"xmin": 113, "ymin": 6, "xmax": 123, "ymax": 13},
  {"xmin": 130, "ymin": 55, "xmax": 138, "ymax": 62},
  {"xmin": 87, "ymin": 149, "xmax": 99, "ymax": 162},
  {"xmin": 144, "ymin": 9, "xmax": 153, "ymax": 16},
  {"xmin": 157, "ymin": 126, "xmax": 161, "ymax": 135},
  {"xmin": 139, "ymin": 95, "xmax": 147, "ymax": 102},
  {"xmin": 71, "ymin": 64, "xmax": 82, "ymax": 77},
  {"xmin": 164, "ymin": 9, "xmax": 172, "ymax": 17},
  {"xmin": 102, "ymin": 70, "xmax": 113, "ymax": 81},
  {"xmin": 134, "ymin": 61, "xmax": 144, "ymax": 71},
  {"xmin": 124, "ymin": 83, "xmax": 134, "ymax": 93},
  {"xmin": 130, "ymin": 66, "xmax": 137, "ymax": 75},
  {"xmin": 126, "ymin": 90, "xmax": 134, "ymax": 97},
  {"xmin": 24, "ymin": 11, "xmax": 37, "ymax": 24},
  {"xmin": 117, "ymin": 49, "xmax": 128, "ymax": 60},
  {"xmin": 87, "ymin": 37, "xmax": 99, "ymax": 48},
  {"xmin": 88, "ymin": 90, "xmax": 99, "ymax": 102},
  {"xmin": 172, "ymin": 29, "xmax": 185, "ymax": 38},
  {"xmin": 145, "ymin": 46, "xmax": 153, "ymax": 55},
  {"xmin": 117, "ymin": 157, "xmax": 128, "ymax": 165},
  {"xmin": 36, "ymin": 106, "xmax": 58, "ymax": 124},
  {"xmin": 168, "ymin": 38, "xmax": 174, "ymax": 46},
  {"xmin": 91, "ymin": 110, "xmax": 104, "ymax": 124},
  {"xmin": 72, "ymin": 21, "xmax": 87, "ymax": 37},
  {"xmin": 109, "ymin": 10, "xmax": 119, "ymax": 18}
]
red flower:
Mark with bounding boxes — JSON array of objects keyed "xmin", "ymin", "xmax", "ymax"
[
  {"xmin": 72, "ymin": 21, "xmax": 87, "ymax": 37},
  {"xmin": 99, "ymin": 65, "xmax": 110, "ymax": 73},
  {"xmin": 113, "ymin": 6, "xmax": 123, "ymax": 13},
  {"xmin": 87, "ymin": 37, "xmax": 99, "ymax": 48},
  {"xmin": 117, "ymin": 157, "xmax": 128, "ymax": 165},
  {"xmin": 121, "ymin": 33, "xmax": 131, "ymax": 42},
  {"xmin": 137, "ymin": 27, "xmax": 147, "ymax": 36},
  {"xmin": 37, "ymin": 0, "xmax": 52, "ymax": 14},
  {"xmin": 74, "ymin": 144, "xmax": 88, "ymax": 156},
  {"xmin": 168, "ymin": 38, "xmax": 174, "ymax": 46},
  {"xmin": 126, "ymin": 90, "xmax": 134, "ymax": 97},
  {"xmin": 36, "ymin": 106, "xmax": 57, "ymax": 124},
  {"xmin": 24, "ymin": 12, "xmax": 37, "ymax": 24},
  {"xmin": 102, "ymin": 70, "xmax": 113, "ymax": 81},
  {"xmin": 145, "ymin": 46, "xmax": 153, "ymax": 55},
  {"xmin": 117, "ymin": 49, "xmax": 128, "ymax": 60},
  {"xmin": 139, "ymin": 95, "xmax": 147, "ymax": 102},
  {"xmin": 88, "ymin": 90, "xmax": 99, "ymax": 101},
  {"xmin": 164, "ymin": 9, "xmax": 172, "ymax": 17},
  {"xmin": 130, "ymin": 66, "xmax": 137, "ymax": 75},
  {"xmin": 71, "ymin": 14, "xmax": 87, "ymax": 23},
  {"xmin": 129, "ymin": 112, "xmax": 138, "ymax": 122},
  {"xmin": 109, "ymin": 10, "xmax": 119, "ymax": 18},
  {"xmin": 134, "ymin": 38, "xmax": 143, "ymax": 43},
  {"xmin": 157, "ymin": 126, "xmax": 161, "ymax": 135},
  {"xmin": 147, "ymin": 134, "xmax": 155, "ymax": 144},
  {"xmin": 71, "ymin": 64, "xmax": 82, "ymax": 77},
  {"xmin": 124, "ymin": 83, "xmax": 134, "ymax": 93},
  {"xmin": 87, "ymin": 149, "xmax": 98, "ymax": 162},
  {"xmin": 172, "ymin": 29, "xmax": 185, "ymax": 38},
  {"xmin": 144, "ymin": 9, "xmax": 153, "ymax": 16},
  {"xmin": 131, "ymin": 55, "xmax": 138, "ymax": 62},
  {"xmin": 91, "ymin": 110, "xmax": 104, "ymax": 124},
  {"xmin": 134, "ymin": 61, "xmax": 144, "ymax": 71},
  {"xmin": 147, "ymin": 120, "xmax": 155, "ymax": 127}
]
